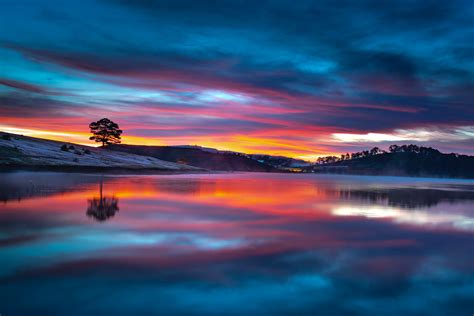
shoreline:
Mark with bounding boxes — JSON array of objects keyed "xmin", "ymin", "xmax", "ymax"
[
  {"xmin": 0, "ymin": 164, "xmax": 210, "ymax": 175},
  {"xmin": 1, "ymin": 165, "xmax": 473, "ymax": 180}
]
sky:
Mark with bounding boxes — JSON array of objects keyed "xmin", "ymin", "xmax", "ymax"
[{"xmin": 0, "ymin": 0, "xmax": 473, "ymax": 160}]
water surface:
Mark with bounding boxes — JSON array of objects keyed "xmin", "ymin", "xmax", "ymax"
[{"xmin": 1, "ymin": 172, "xmax": 473, "ymax": 315}]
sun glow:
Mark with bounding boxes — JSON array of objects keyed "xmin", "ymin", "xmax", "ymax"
[
  {"xmin": 3, "ymin": 122, "xmax": 474, "ymax": 159},
  {"xmin": 0, "ymin": 125, "xmax": 94, "ymax": 146}
]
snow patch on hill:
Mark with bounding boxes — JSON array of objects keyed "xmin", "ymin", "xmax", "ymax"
[{"xmin": 0, "ymin": 132, "xmax": 201, "ymax": 171}]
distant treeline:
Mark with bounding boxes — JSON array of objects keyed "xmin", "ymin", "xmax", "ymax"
[
  {"xmin": 315, "ymin": 144, "xmax": 467, "ymax": 165},
  {"xmin": 308, "ymin": 144, "xmax": 474, "ymax": 178}
]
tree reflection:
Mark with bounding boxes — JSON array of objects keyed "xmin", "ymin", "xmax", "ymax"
[
  {"xmin": 338, "ymin": 187, "xmax": 474, "ymax": 209},
  {"xmin": 87, "ymin": 179, "xmax": 119, "ymax": 221}
]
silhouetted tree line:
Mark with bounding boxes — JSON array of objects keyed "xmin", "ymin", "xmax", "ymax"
[
  {"xmin": 309, "ymin": 144, "xmax": 474, "ymax": 178},
  {"xmin": 314, "ymin": 144, "xmax": 469, "ymax": 165},
  {"xmin": 316, "ymin": 146, "xmax": 385, "ymax": 165},
  {"xmin": 387, "ymin": 144, "xmax": 442, "ymax": 155}
]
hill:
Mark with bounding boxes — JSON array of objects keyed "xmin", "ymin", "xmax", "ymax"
[
  {"xmin": 0, "ymin": 132, "xmax": 201, "ymax": 172},
  {"xmin": 106, "ymin": 144, "xmax": 277, "ymax": 172},
  {"xmin": 307, "ymin": 145, "xmax": 474, "ymax": 178},
  {"xmin": 248, "ymin": 154, "xmax": 311, "ymax": 170}
]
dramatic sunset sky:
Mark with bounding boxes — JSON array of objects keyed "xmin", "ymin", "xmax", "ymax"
[{"xmin": 1, "ymin": 1, "xmax": 473, "ymax": 160}]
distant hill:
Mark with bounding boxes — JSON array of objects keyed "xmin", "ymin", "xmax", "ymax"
[
  {"xmin": 307, "ymin": 145, "xmax": 474, "ymax": 178},
  {"xmin": 168, "ymin": 146, "xmax": 309, "ymax": 170},
  {"xmin": 0, "ymin": 132, "xmax": 201, "ymax": 172},
  {"xmin": 249, "ymin": 154, "xmax": 312, "ymax": 170},
  {"xmin": 107, "ymin": 144, "xmax": 277, "ymax": 172}
]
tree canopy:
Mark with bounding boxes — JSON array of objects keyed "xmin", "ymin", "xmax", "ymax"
[{"xmin": 89, "ymin": 118, "xmax": 122, "ymax": 147}]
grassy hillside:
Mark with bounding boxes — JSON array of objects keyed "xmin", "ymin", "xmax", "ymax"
[
  {"xmin": 0, "ymin": 132, "xmax": 201, "ymax": 171},
  {"xmin": 107, "ymin": 144, "xmax": 277, "ymax": 172}
]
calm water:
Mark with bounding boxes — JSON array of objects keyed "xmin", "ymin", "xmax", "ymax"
[{"xmin": 1, "ymin": 172, "xmax": 473, "ymax": 315}]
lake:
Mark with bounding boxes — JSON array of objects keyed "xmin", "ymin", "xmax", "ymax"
[{"xmin": 1, "ymin": 172, "xmax": 473, "ymax": 315}]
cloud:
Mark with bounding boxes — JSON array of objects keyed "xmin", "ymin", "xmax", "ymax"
[
  {"xmin": 332, "ymin": 126, "xmax": 474, "ymax": 143},
  {"xmin": 0, "ymin": 0, "xmax": 473, "ymax": 156},
  {"xmin": 0, "ymin": 78, "xmax": 49, "ymax": 94}
]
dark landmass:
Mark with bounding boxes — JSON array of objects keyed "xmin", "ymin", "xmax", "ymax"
[
  {"xmin": 107, "ymin": 144, "xmax": 278, "ymax": 172},
  {"xmin": 306, "ymin": 146, "xmax": 474, "ymax": 178},
  {"xmin": 2, "ymin": 132, "xmax": 474, "ymax": 178}
]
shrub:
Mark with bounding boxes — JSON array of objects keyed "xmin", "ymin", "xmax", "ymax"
[
  {"xmin": 74, "ymin": 150, "xmax": 82, "ymax": 155},
  {"xmin": 84, "ymin": 149, "xmax": 91, "ymax": 155},
  {"xmin": 68, "ymin": 145, "xmax": 75, "ymax": 150},
  {"xmin": 61, "ymin": 144, "xmax": 69, "ymax": 151},
  {"xmin": 1, "ymin": 134, "xmax": 12, "ymax": 140}
]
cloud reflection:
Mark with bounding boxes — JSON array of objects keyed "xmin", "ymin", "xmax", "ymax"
[
  {"xmin": 0, "ymin": 172, "xmax": 473, "ymax": 315},
  {"xmin": 332, "ymin": 205, "xmax": 474, "ymax": 231}
]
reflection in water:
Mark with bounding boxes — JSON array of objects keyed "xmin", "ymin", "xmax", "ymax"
[
  {"xmin": 333, "ymin": 205, "xmax": 474, "ymax": 230},
  {"xmin": 0, "ymin": 172, "xmax": 473, "ymax": 316},
  {"xmin": 0, "ymin": 172, "xmax": 101, "ymax": 203},
  {"xmin": 339, "ymin": 188, "xmax": 474, "ymax": 208},
  {"xmin": 86, "ymin": 179, "xmax": 119, "ymax": 222}
]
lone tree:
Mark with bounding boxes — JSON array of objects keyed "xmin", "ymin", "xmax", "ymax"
[{"xmin": 89, "ymin": 118, "xmax": 123, "ymax": 147}]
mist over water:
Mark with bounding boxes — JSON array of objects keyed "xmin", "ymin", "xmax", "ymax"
[{"xmin": 1, "ymin": 172, "xmax": 473, "ymax": 315}]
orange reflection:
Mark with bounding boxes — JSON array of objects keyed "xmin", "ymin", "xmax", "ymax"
[{"xmin": 1, "ymin": 172, "xmax": 473, "ymax": 282}]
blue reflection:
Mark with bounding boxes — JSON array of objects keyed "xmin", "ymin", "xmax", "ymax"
[{"xmin": 0, "ymin": 172, "xmax": 473, "ymax": 315}]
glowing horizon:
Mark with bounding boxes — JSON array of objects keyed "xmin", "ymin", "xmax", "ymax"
[{"xmin": 0, "ymin": 124, "xmax": 339, "ymax": 160}]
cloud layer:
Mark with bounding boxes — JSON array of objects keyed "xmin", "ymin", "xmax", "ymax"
[{"xmin": 1, "ymin": 0, "xmax": 473, "ymax": 158}]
